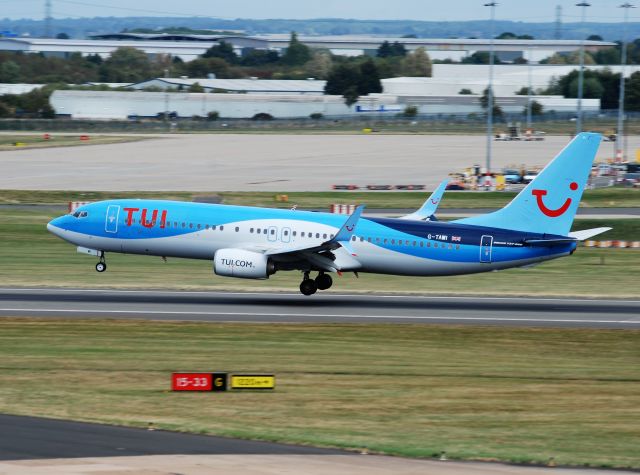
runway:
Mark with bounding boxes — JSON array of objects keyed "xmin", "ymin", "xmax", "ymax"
[{"xmin": 1, "ymin": 288, "xmax": 638, "ymax": 328}]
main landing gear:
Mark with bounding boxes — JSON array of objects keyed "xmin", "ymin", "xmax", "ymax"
[
  {"xmin": 95, "ymin": 252, "xmax": 107, "ymax": 273},
  {"xmin": 299, "ymin": 272, "xmax": 333, "ymax": 296}
]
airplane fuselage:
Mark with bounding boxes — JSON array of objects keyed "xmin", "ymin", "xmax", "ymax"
[{"xmin": 48, "ymin": 199, "xmax": 575, "ymax": 278}]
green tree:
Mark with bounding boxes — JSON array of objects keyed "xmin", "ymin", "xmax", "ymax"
[
  {"xmin": 401, "ymin": 47, "xmax": 432, "ymax": 77},
  {"xmin": 100, "ymin": 47, "xmax": 154, "ymax": 82},
  {"xmin": 480, "ymin": 88, "xmax": 503, "ymax": 120},
  {"xmin": 305, "ymin": 51, "xmax": 333, "ymax": 79},
  {"xmin": 186, "ymin": 58, "xmax": 240, "ymax": 79},
  {"xmin": 594, "ymin": 47, "xmax": 621, "ymax": 65},
  {"xmin": 459, "ymin": 88, "xmax": 473, "ymax": 94},
  {"xmin": 240, "ymin": 49, "xmax": 280, "ymax": 66},
  {"xmin": 281, "ymin": 32, "xmax": 312, "ymax": 66},
  {"xmin": 461, "ymin": 51, "xmax": 495, "ymax": 64},
  {"xmin": 202, "ymin": 41, "xmax": 238, "ymax": 64},
  {"xmin": 358, "ymin": 59, "xmax": 382, "ymax": 94},
  {"xmin": 377, "ymin": 41, "xmax": 407, "ymax": 58},
  {"xmin": 625, "ymin": 72, "xmax": 640, "ymax": 110},
  {"xmin": 525, "ymin": 100, "xmax": 543, "ymax": 116},
  {"xmin": 0, "ymin": 60, "xmax": 21, "ymax": 83},
  {"xmin": 325, "ymin": 63, "xmax": 361, "ymax": 96},
  {"xmin": 343, "ymin": 85, "xmax": 360, "ymax": 107},
  {"xmin": 188, "ymin": 82, "xmax": 205, "ymax": 92}
]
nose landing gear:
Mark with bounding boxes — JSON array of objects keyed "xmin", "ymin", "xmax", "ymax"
[{"xmin": 95, "ymin": 253, "xmax": 107, "ymax": 273}]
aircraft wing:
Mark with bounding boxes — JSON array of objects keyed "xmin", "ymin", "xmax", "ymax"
[
  {"xmin": 399, "ymin": 179, "xmax": 448, "ymax": 221},
  {"xmin": 260, "ymin": 205, "xmax": 365, "ymax": 272}
]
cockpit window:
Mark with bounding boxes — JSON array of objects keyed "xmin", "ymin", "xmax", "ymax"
[{"xmin": 72, "ymin": 211, "xmax": 89, "ymax": 218}]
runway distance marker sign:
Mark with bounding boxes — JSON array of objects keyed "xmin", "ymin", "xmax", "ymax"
[
  {"xmin": 230, "ymin": 375, "xmax": 276, "ymax": 390},
  {"xmin": 171, "ymin": 373, "xmax": 214, "ymax": 391}
]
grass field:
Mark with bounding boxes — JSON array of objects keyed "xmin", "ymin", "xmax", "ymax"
[
  {"xmin": 0, "ymin": 134, "xmax": 148, "ymax": 151},
  {"xmin": 1, "ymin": 208, "xmax": 639, "ymax": 296},
  {"xmin": 0, "ymin": 319, "xmax": 637, "ymax": 468},
  {"xmin": 1, "ymin": 188, "xmax": 639, "ymax": 209}
]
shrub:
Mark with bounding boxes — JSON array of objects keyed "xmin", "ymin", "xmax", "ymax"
[
  {"xmin": 309, "ymin": 112, "xmax": 324, "ymax": 119},
  {"xmin": 252, "ymin": 112, "xmax": 274, "ymax": 121},
  {"xmin": 403, "ymin": 105, "xmax": 418, "ymax": 117},
  {"xmin": 207, "ymin": 111, "xmax": 219, "ymax": 121}
]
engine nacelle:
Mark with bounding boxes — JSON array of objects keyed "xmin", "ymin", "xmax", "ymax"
[{"xmin": 213, "ymin": 249, "xmax": 276, "ymax": 279}]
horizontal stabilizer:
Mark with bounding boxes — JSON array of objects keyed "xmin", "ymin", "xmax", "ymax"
[
  {"xmin": 568, "ymin": 227, "xmax": 612, "ymax": 241},
  {"xmin": 523, "ymin": 238, "xmax": 577, "ymax": 247}
]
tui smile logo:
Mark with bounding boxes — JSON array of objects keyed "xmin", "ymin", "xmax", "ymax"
[
  {"xmin": 430, "ymin": 198, "xmax": 440, "ymax": 205},
  {"xmin": 531, "ymin": 182, "xmax": 578, "ymax": 217}
]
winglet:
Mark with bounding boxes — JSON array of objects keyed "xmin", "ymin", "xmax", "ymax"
[
  {"xmin": 328, "ymin": 204, "xmax": 365, "ymax": 255},
  {"xmin": 400, "ymin": 179, "xmax": 448, "ymax": 221}
]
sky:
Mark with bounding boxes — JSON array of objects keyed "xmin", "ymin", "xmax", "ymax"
[{"xmin": 0, "ymin": 0, "xmax": 637, "ymax": 23}]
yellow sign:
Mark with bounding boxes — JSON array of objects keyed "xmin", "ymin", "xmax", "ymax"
[{"xmin": 230, "ymin": 375, "xmax": 275, "ymax": 390}]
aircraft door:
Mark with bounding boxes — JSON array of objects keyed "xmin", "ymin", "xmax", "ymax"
[
  {"xmin": 480, "ymin": 235, "xmax": 493, "ymax": 263},
  {"xmin": 267, "ymin": 226, "xmax": 278, "ymax": 242},
  {"xmin": 105, "ymin": 205, "xmax": 120, "ymax": 234}
]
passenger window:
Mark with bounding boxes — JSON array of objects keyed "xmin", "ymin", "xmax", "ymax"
[
  {"xmin": 189, "ymin": 223, "xmax": 193, "ymax": 229},
  {"xmin": 376, "ymin": 237, "xmax": 380, "ymax": 243},
  {"xmin": 197, "ymin": 224, "xmax": 201, "ymax": 230},
  {"xmin": 212, "ymin": 225, "xmax": 216, "ymax": 230},
  {"xmin": 360, "ymin": 237, "xmax": 364, "ymax": 242},
  {"xmin": 434, "ymin": 243, "xmax": 438, "ymax": 248},
  {"xmin": 367, "ymin": 237, "xmax": 371, "ymax": 242},
  {"xmin": 427, "ymin": 242, "xmax": 431, "ymax": 247},
  {"xmin": 323, "ymin": 233, "xmax": 327, "ymax": 239},
  {"xmin": 391, "ymin": 239, "xmax": 395, "ymax": 244},
  {"xmin": 235, "ymin": 227, "xmax": 239, "ymax": 232},
  {"xmin": 449, "ymin": 244, "xmax": 453, "ymax": 249},
  {"xmin": 351, "ymin": 236, "xmax": 356, "ymax": 242},
  {"xmin": 205, "ymin": 225, "xmax": 209, "ymax": 230},
  {"xmin": 284, "ymin": 230, "xmax": 289, "ymax": 236},
  {"xmin": 413, "ymin": 241, "xmax": 417, "ymax": 246},
  {"xmin": 301, "ymin": 232, "xmax": 305, "ymax": 237},
  {"xmin": 292, "ymin": 231, "xmax": 297, "ymax": 236},
  {"xmin": 384, "ymin": 239, "xmax": 388, "ymax": 244},
  {"xmin": 182, "ymin": 222, "xmax": 185, "ymax": 228},
  {"xmin": 270, "ymin": 229, "xmax": 275, "ymax": 235},
  {"xmin": 250, "ymin": 228, "xmax": 254, "ymax": 233},
  {"xmin": 456, "ymin": 244, "xmax": 460, "ymax": 250},
  {"xmin": 220, "ymin": 226, "xmax": 224, "ymax": 231},
  {"xmin": 316, "ymin": 233, "xmax": 320, "ymax": 238},
  {"xmin": 420, "ymin": 241, "xmax": 424, "ymax": 247}
]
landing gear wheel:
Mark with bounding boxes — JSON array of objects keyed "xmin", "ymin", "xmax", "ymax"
[
  {"xmin": 95, "ymin": 262, "xmax": 107, "ymax": 273},
  {"xmin": 299, "ymin": 279, "xmax": 317, "ymax": 296},
  {"xmin": 315, "ymin": 273, "xmax": 333, "ymax": 291}
]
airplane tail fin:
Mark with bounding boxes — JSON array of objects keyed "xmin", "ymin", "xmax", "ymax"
[{"xmin": 453, "ymin": 132, "xmax": 601, "ymax": 236}]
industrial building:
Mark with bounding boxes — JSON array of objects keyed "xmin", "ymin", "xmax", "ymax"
[
  {"xmin": 0, "ymin": 35, "xmax": 616, "ymax": 63},
  {"xmin": 129, "ymin": 78, "xmax": 326, "ymax": 95}
]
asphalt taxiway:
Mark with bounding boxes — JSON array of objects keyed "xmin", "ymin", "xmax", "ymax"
[
  {"xmin": 0, "ymin": 288, "xmax": 638, "ymax": 328},
  {"xmin": 0, "ymin": 415, "xmax": 631, "ymax": 475}
]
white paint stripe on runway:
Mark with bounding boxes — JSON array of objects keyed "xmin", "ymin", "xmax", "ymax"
[
  {"xmin": 1, "ymin": 288, "xmax": 639, "ymax": 305},
  {"xmin": 1, "ymin": 308, "xmax": 639, "ymax": 325}
]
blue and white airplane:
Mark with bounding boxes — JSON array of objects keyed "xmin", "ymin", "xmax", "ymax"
[{"xmin": 48, "ymin": 132, "xmax": 610, "ymax": 295}]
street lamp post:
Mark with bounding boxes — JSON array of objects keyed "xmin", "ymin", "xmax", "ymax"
[
  {"xmin": 484, "ymin": 2, "xmax": 497, "ymax": 187},
  {"xmin": 617, "ymin": 2, "xmax": 634, "ymax": 162},
  {"xmin": 575, "ymin": 2, "xmax": 590, "ymax": 134},
  {"xmin": 526, "ymin": 46, "xmax": 533, "ymax": 131}
]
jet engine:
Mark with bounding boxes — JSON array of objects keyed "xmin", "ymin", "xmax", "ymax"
[{"xmin": 213, "ymin": 249, "xmax": 276, "ymax": 279}]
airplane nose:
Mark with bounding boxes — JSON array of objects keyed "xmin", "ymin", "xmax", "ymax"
[{"xmin": 47, "ymin": 217, "xmax": 66, "ymax": 238}]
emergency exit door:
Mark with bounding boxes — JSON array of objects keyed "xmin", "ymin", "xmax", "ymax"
[
  {"xmin": 105, "ymin": 205, "xmax": 120, "ymax": 234},
  {"xmin": 479, "ymin": 235, "xmax": 493, "ymax": 263}
]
